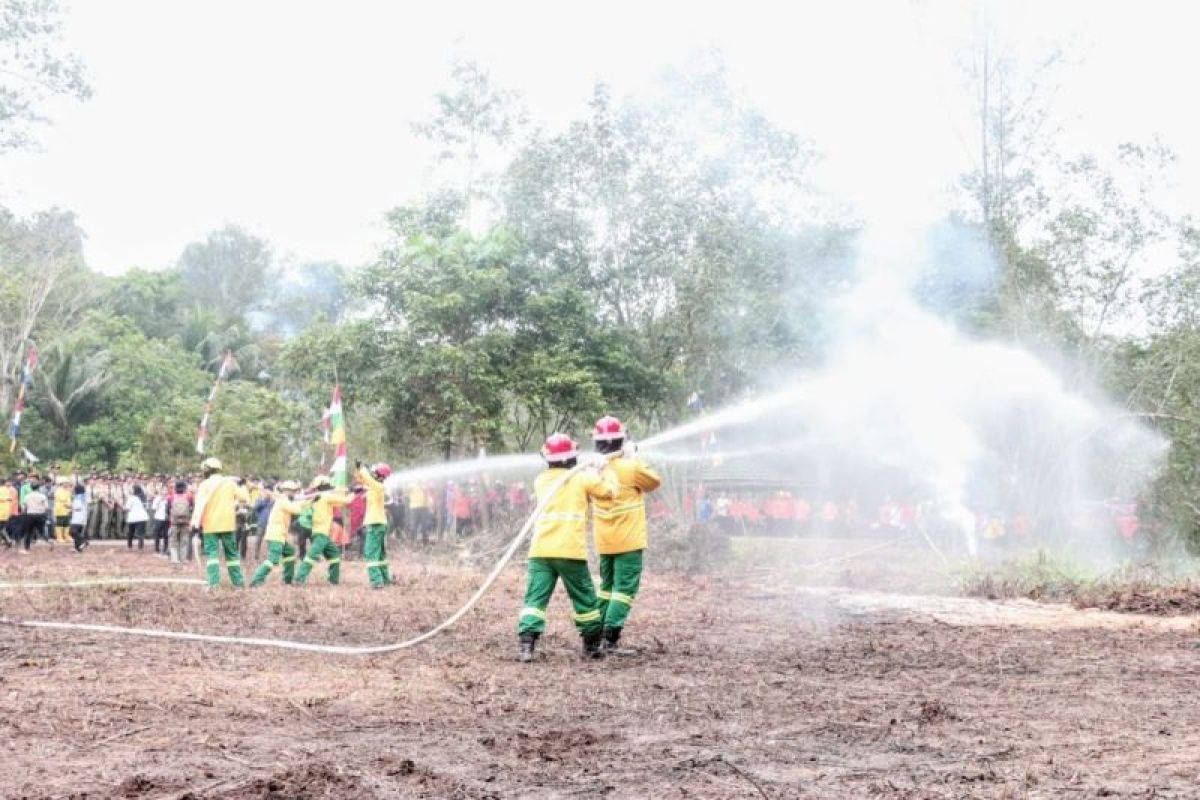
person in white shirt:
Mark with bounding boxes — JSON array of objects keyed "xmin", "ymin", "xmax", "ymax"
[
  {"xmin": 21, "ymin": 481, "xmax": 49, "ymax": 553},
  {"xmin": 69, "ymin": 483, "xmax": 89, "ymax": 552},
  {"xmin": 151, "ymin": 486, "xmax": 169, "ymax": 557},
  {"xmin": 125, "ymin": 484, "xmax": 150, "ymax": 551}
]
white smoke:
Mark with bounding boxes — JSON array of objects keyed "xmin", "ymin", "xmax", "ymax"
[{"xmin": 647, "ymin": 214, "xmax": 1167, "ymax": 565}]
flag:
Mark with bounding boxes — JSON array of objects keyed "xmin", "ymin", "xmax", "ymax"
[
  {"xmin": 327, "ymin": 384, "xmax": 347, "ymax": 488},
  {"xmin": 196, "ymin": 350, "xmax": 235, "ymax": 455},
  {"xmin": 9, "ymin": 344, "xmax": 37, "ymax": 452}
]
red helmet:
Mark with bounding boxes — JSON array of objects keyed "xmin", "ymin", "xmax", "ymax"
[
  {"xmin": 372, "ymin": 463, "xmax": 392, "ymax": 479},
  {"xmin": 541, "ymin": 433, "xmax": 578, "ymax": 464},
  {"xmin": 593, "ymin": 415, "xmax": 626, "ymax": 442}
]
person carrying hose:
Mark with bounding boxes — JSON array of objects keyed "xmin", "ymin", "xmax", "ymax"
[
  {"xmin": 250, "ymin": 480, "xmax": 311, "ymax": 587},
  {"xmin": 517, "ymin": 433, "xmax": 617, "ymax": 662},
  {"xmin": 355, "ymin": 461, "xmax": 393, "ymax": 589},
  {"xmin": 590, "ymin": 416, "xmax": 662, "ymax": 655},
  {"xmin": 189, "ymin": 457, "xmax": 245, "ymax": 588},
  {"xmin": 294, "ymin": 475, "xmax": 350, "ymax": 585}
]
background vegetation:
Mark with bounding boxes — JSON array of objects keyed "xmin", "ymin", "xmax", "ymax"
[{"xmin": 3, "ymin": 4, "xmax": 1200, "ymax": 546}]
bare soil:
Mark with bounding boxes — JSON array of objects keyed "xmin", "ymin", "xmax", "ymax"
[{"xmin": 2, "ymin": 545, "xmax": 1200, "ymax": 798}]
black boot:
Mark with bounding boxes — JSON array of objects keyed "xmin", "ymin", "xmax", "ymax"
[
  {"xmin": 601, "ymin": 627, "xmax": 637, "ymax": 656},
  {"xmin": 582, "ymin": 631, "xmax": 605, "ymax": 660},
  {"xmin": 518, "ymin": 634, "xmax": 537, "ymax": 663}
]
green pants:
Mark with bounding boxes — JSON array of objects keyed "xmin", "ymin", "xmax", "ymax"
[
  {"xmin": 250, "ymin": 540, "xmax": 296, "ymax": 587},
  {"xmin": 363, "ymin": 523, "xmax": 390, "ymax": 588},
  {"xmin": 517, "ymin": 557, "xmax": 602, "ymax": 637},
  {"xmin": 295, "ymin": 533, "xmax": 341, "ymax": 585},
  {"xmin": 203, "ymin": 532, "xmax": 245, "ymax": 588},
  {"xmin": 598, "ymin": 549, "xmax": 643, "ymax": 631}
]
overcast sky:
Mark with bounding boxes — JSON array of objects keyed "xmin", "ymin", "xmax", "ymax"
[{"xmin": 2, "ymin": 0, "xmax": 1198, "ymax": 273}]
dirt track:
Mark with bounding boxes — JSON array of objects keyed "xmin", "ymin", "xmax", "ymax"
[{"xmin": 2, "ymin": 546, "xmax": 1200, "ymax": 798}]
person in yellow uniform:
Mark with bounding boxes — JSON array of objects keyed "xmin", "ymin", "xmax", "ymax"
[
  {"xmin": 189, "ymin": 457, "xmax": 245, "ymax": 587},
  {"xmin": 0, "ymin": 477, "xmax": 14, "ymax": 547},
  {"xmin": 355, "ymin": 461, "xmax": 393, "ymax": 588},
  {"xmin": 53, "ymin": 476, "xmax": 73, "ymax": 544},
  {"xmin": 250, "ymin": 481, "xmax": 312, "ymax": 587},
  {"xmin": 407, "ymin": 482, "xmax": 432, "ymax": 544},
  {"xmin": 295, "ymin": 475, "xmax": 351, "ymax": 585},
  {"xmin": 589, "ymin": 416, "xmax": 662, "ymax": 654},
  {"xmin": 517, "ymin": 433, "xmax": 617, "ymax": 662}
]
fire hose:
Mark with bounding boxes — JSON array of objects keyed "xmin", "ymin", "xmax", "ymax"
[{"xmin": 0, "ymin": 460, "xmax": 597, "ymax": 655}]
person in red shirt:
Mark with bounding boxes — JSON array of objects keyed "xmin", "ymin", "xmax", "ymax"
[
  {"xmin": 764, "ymin": 492, "xmax": 790, "ymax": 535},
  {"xmin": 453, "ymin": 487, "xmax": 473, "ymax": 538}
]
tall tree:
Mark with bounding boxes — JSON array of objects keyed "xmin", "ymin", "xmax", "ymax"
[
  {"xmin": 0, "ymin": 207, "xmax": 88, "ymax": 416},
  {"xmin": 414, "ymin": 58, "xmax": 527, "ymax": 226},
  {"xmin": 504, "ymin": 59, "xmax": 827, "ymax": 412},
  {"xmin": 176, "ymin": 224, "xmax": 277, "ymax": 324}
]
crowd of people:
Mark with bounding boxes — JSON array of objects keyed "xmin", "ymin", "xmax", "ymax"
[
  {"xmin": 0, "ymin": 412, "xmax": 667, "ymax": 664},
  {"xmin": 0, "ymin": 467, "xmax": 541, "ymax": 559},
  {"xmin": 690, "ymin": 488, "xmax": 1144, "ymax": 552}
]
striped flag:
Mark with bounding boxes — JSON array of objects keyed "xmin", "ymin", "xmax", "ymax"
[
  {"xmin": 196, "ymin": 350, "xmax": 235, "ymax": 455},
  {"xmin": 328, "ymin": 384, "xmax": 347, "ymax": 488},
  {"xmin": 9, "ymin": 344, "xmax": 37, "ymax": 452}
]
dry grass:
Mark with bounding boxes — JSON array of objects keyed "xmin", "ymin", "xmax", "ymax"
[{"xmin": 1, "ymin": 544, "xmax": 1200, "ymax": 798}]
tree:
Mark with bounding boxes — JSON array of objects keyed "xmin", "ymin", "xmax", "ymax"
[
  {"xmin": 0, "ymin": 206, "xmax": 88, "ymax": 417},
  {"xmin": 63, "ymin": 313, "xmax": 209, "ymax": 467},
  {"xmin": 1038, "ymin": 143, "xmax": 1175, "ymax": 344},
  {"xmin": 101, "ymin": 268, "xmax": 186, "ymax": 340},
  {"xmin": 0, "ymin": 0, "xmax": 91, "ymax": 151},
  {"xmin": 265, "ymin": 260, "xmax": 347, "ymax": 335},
  {"xmin": 503, "ymin": 59, "xmax": 828, "ymax": 413},
  {"xmin": 34, "ymin": 335, "xmax": 109, "ymax": 446},
  {"xmin": 176, "ymin": 224, "xmax": 277, "ymax": 324},
  {"xmin": 355, "ymin": 227, "xmax": 524, "ymax": 457},
  {"xmin": 414, "ymin": 58, "xmax": 528, "ymax": 226}
]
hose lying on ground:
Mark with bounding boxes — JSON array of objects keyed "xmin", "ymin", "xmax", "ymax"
[{"xmin": 0, "ymin": 462, "xmax": 589, "ymax": 655}]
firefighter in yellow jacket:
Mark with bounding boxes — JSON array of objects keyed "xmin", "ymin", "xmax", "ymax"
[
  {"xmin": 355, "ymin": 461, "xmax": 393, "ymax": 588},
  {"xmin": 517, "ymin": 433, "xmax": 617, "ymax": 662},
  {"xmin": 190, "ymin": 457, "xmax": 245, "ymax": 587},
  {"xmin": 295, "ymin": 475, "xmax": 351, "ymax": 585},
  {"xmin": 250, "ymin": 480, "xmax": 312, "ymax": 587},
  {"xmin": 590, "ymin": 416, "xmax": 662, "ymax": 654}
]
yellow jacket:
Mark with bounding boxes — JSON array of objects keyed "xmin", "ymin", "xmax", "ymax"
[
  {"xmin": 191, "ymin": 475, "xmax": 238, "ymax": 533},
  {"xmin": 0, "ymin": 486, "xmax": 14, "ymax": 522},
  {"xmin": 357, "ymin": 466, "xmax": 387, "ymax": 526},
  {"xmin": 592, "ymin": 457, "xmax": 662, "ymax": 555},
  {"xmin": 408, "ymin": 485, "xmax": 428, "ymax": 509},
  {"xmin": 54, "ymin": 486, "xmax": 72, "ymax": 518},
  {"xmin": 529, "ymin": 467, "xmax": 617, "ymax": 560},
  {"xmin": 264, "ymin": 496, "xmax": 309, "ymax": 543},
  {"xmin": 312, "ymin": 489, "xmax": 351, "ymax": 536}
]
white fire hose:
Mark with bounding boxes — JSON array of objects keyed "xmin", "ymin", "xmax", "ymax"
[{"xmin": 0, "ymin": 461, "xmax": 594, "ymax": 655}]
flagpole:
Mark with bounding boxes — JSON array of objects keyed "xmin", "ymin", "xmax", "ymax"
[
  {"xmin": 196, "ymin": 350, "xmax": 234, "ymax": 456},
  {"xmin": 9, "ymin": 341, "xmax": 37, "ymax": 454}
]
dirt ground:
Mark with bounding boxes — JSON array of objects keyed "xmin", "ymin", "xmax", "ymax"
[{"xmin": 2, "ymin": 544, "xmax": 1200, "ymax": 799}]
